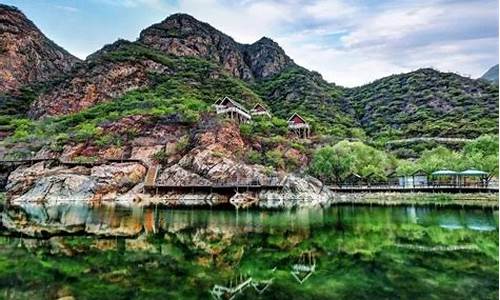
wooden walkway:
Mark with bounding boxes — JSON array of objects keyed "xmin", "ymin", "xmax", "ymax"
[
  {"xmin": 0, "ymin": 158, "xmax": 147, "ymax": 168},
  {"xmin": 144, "ymin": 164, "xmax": 160, "ymax": 188},
  {"xmin": 328, "ymin": 185, "xmax": 499, "ymax": 193}
]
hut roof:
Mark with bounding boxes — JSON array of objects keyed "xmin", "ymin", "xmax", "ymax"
[
  {"xmin": 411, "ymin": 169, "xmax": 428, "ymax": 176},
  {"xmin": 431, "ymin": 169, "xmax": 458, "ymax": 176},
  {"xmin": 217, "ymin": 96, "xmax": 249, "ymax": 113},
  {"xmin": 252, "ymin": 103, "xmax": 267, "ymax": 111},
  {"xmin": 459, "ymin": 169, "xmax": 489, "ymax": 176},
  {"xmin": 287, "ymin": 113, "xmax": 307, "ymax": 123}
]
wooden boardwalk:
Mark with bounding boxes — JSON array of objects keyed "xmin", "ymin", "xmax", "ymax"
[
  {"xmin": 144, "ymin": 164, "xmax": 160, "ymax": 188},
  {"xmin": 328, "ymin": 185, "xmax": 498, "ymax": 193},
  {"xmin": 0, "ymin": 158, "xmax": 147, "ymax": 168}
]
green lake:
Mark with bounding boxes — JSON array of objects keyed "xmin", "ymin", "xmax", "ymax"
[{"xmin": 0, "ymin": 203, "xmax": 498, "ymax": 299}]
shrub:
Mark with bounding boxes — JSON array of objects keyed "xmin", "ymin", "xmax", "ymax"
[
  {"xmin": 152, "ymin": 150, "xmax": 169, "ymax": 165},
  {"xmin": 246, "ymin": 150, "xmax": 262, "ymax": 164},
  {"xmin": 265, "ymin": 149, "xmax": 285, "ymax": 169}
]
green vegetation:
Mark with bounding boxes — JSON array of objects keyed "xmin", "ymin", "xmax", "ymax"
[
  {"xmin": 252, "ymin": 65, "xmax": 359, "ymax": 137},
  {"xmin": 1, "ymin": 43, "xmax": 262, "ymax": 153},
  {"xmin": 309, "ymin": 141, "xmax": 395, "ymax": 184},
  {"xmin": 310, "ymin": 135, "xmax": 498, "ymax": 184},
  {"xmin": 346, "ymin": 68, "xmax": 499, "ymax": 141}
]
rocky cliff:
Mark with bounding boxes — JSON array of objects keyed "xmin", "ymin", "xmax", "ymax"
[
  {"xmin": 28, "ymin": 40, "xmax": 170, "ymax": 117},
  {"xmin": 139, "ymin": 13, "xmax": 293, "ymax": 80},
  {"xmin": 0, "ymin": 4, "xmax": 80, "ymax": 93},
  {"xmin": 5, "ymin": 119, "xmax": 333, "ymax": 209}
]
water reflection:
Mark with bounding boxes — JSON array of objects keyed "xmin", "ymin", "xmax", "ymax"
[
  {"xmin": 0, "ymin": 203, "xmax": 497, "ymax": 299},
  {"xmin": 2, "ymin": 203, "xmax": 497, "ymax": 237}
]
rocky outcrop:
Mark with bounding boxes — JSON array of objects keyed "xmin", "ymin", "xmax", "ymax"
[
  {"xmin": 5, "ymin": 119, "xmax": 332, "ymax": 209},
  {"xmin": 139, "ymin": 13, "xmax": 293, "ymax": 80},
  {"xmin": 258, "ymin": 175, "xmax": 331, "ymax": 209},
  {"xmin": 29, "ymin": 41, "xmax": 169, "ymax": 117},
  {"xmin": 7, "ymin": 162, "xmax": 146, "ymax": 204},
  {"xmin": 0, "ymin": 4, "xmax": 79, "ymax": 93}
]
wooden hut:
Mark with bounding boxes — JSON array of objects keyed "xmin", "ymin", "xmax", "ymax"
[
  {"xmin": 288, "ymin": 113, "xmax": 310, "ymax": 138},
  {"xmin": 214, "ymin": 96, "xmax": 251, "ymax": 123},
  {"xmin": 250, "ymin": 103, "xmax": 271, "ymax": 118}
]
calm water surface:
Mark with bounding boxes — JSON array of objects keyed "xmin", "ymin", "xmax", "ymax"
[{"xmin": 0, "ymin": 203, "xmax": 498, "ymax": 299}]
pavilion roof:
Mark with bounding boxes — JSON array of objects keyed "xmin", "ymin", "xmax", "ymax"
[
  {"xmin": 459, "ymin": 169, "xmax": 489, "ymax": 176},
  {"xmin": 431, "ymin": 169, "xmax": 459, "ymax": 176}
]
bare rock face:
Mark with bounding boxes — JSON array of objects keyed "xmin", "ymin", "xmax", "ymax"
[
  {"xmin": 12, "ymin": 174, "xmax": 97, "ymax": 203},
  {"xmin": 139, "ymin": 13, "xmax": 293, "ymax": 80},
  {"xmin": 91, "ymin": 162, "xmax": 146, "ymax": 193},
  {"xmin": 0, "ymin": 4, "xmax": 80, "ymax": 93},
  {"xmin": 6, "ymin": 162, "xmax": 146, "ymax": 204},
  {"xmin": 29, "ymin": 41, "xmax": 169, "ymax": 117},
  {"xmin": 258, "ymin": 175, "xmax": 332, "ymax": 209}
]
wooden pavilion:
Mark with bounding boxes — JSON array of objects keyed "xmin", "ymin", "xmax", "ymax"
[
  {"xmin": 250, "ymin": 103, "xmax": 271, "ymax": 118},
  {"xmin": 288, "ymin": 113, "xmax": 310, "ymax": 138},
  {"xmin": 214, "ymin": 96, "xmax": 251, "ymax": 123},
  {"xmin": 459, "ymin": 169, "xmax": 490, "ymax": 187},
  {"xmin": 430, "ymin": 169, "xmax": 459, "ymax": 186}
]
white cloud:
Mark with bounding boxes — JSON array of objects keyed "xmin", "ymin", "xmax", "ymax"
[
  {"xmin": 54, "ymin": 5, "xmax": 79, "ymax": 12},
  {"xmin": 86, "ymin": 0, "xmax": 499, "ymax": 86}
]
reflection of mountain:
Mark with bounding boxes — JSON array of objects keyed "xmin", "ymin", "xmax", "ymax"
[
  {"xmin": 1, "ymin": 204, "xmax": 497, "ymax": 299},
  {"xmin": 3, "ymin": 204, "xmax": 497, "ymax": 238}
]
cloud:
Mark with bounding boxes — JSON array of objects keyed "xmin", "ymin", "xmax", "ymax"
[
  {"xmin": 54, "ymin": 5, "xmax": 79, "ymax": 12},
  {"xmin": 78, "ymin": 0, "xmax": 500, "ymax": 86},
  {"xmin": 275, "ymin": 0, "xmax": 498, "ymax": 86}
]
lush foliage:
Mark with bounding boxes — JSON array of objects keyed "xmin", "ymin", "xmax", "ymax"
[
  {"xmin": 346, "ymin": 68, "xmax": 499, "ymax": 141},
  {"xmin": 310, "ymin": 135, "xmax": 498, "ymax": 182},
  {"xmin": 309, "ymin": 141, "xmax": 396, "ymax": 184},
  {"xmin": 252, "ymin": 66, "xmax": 360, "ymax": 137}
]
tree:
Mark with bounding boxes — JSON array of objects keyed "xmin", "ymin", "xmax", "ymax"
[
  {"xmin": 416, "ymin": 146, "xmax": 461, "ymax": 174},
  {"xmin": 461, "ymin": 135, "xmax": 499, "ymax": 179},
  {"xmin": 309, "ymin": 141, "xmax": 396, "ymax": 185},
  {"xmin": 395, "ymin": 160, "xmax": 418, "ymax": 176}
]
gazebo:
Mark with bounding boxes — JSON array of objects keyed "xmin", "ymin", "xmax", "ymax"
[
  {"xmin": 459, "ymin": 169, "xmax": 489, "ymax": 187},
  {"xmin": 396, "ymin": 169, "xmax": 428, "ymax": 188},
  {"xmin": 431, "ymin": 169, "xmax": 459, "ymax": 187}
]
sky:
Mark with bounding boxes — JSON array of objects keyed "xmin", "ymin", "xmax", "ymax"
[{"xmin": 2, "ymin": 0, "xmax": 498, "ymax": 87}]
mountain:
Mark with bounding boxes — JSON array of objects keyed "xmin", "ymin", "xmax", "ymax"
[
  {"xmin": 0, "ymin": 4, "xmax": 80, "ymax": 93},
  {"xmin": 138, "ymin": 14, "xmax": 293, "ymax": 80},
  {"xmin": 0, "ymin": 10, "xmax": 496, "ymax": 145},
  {"xmin": 28, "ymin": 40, "xmax": 261, "ymax": 118},
  {"xmin": 346, "ymin": 68, "xmax": 498, "ymax": 140},
  {"xmin": 480, "ymin": 64, "xmax": 498, "ymax": 84}
]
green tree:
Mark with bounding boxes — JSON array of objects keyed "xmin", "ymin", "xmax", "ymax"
[
  {"xmin": 416, "ymin": 146, "xmax": 461, "ymax": 174},
  {"xmin": 309, "ymin": 145, "xmax": 353, "ymax": 185},
  {"xmin": 460, "ymin": 135, "xmax": 499, "ymax": 178}
]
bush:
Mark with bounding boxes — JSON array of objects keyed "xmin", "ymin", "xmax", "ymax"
[
  {"xmin": 74, "ymin": 123, "xmax": 102, "ymax": 142},
  {"xmin": 175, "ymin": 136, "xmax": 189, "ymax": 153},
  {"xmin": 265, "ymin": 149, "xmax": 285, "ymax": 169},
  {"xmin": 152, "ymin": 150, "xmax": 169, "ymax": 165},
  {"xmin": 246, "ymin": 150, "xmax": 262, "ymax": 164}
]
